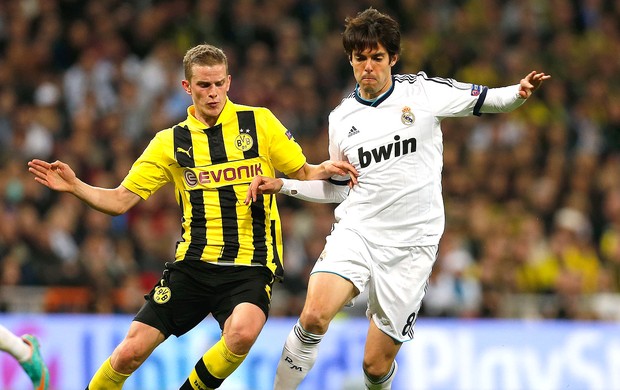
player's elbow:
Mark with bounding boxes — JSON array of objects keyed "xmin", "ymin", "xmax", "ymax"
[{"xmin": 106, "ymin": 208, "xmax": 126, "ymax": 216}]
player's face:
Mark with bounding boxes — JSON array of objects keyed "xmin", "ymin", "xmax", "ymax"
[
  {"xmin": 182, "ymin": 63, "xmax": 231, "ymax": 127},
  {"xmin": 351, "ymin": 43, "xmax": 395, "ymax": 100}
]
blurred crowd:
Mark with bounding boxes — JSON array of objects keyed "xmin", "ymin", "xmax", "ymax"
[{"xmin": 0, "ymin": 0, "xmax": 619, "ymax": 320}]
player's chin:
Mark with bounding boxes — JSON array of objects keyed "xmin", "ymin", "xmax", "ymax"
[
  {"xmin": 360, "ymin": 85, "xmax": 379, "ymax": 96},
  {"xmin": 202, "ymin": 105, "xmax": 223, "ymax": 117}
]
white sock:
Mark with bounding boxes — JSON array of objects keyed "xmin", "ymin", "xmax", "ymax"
[
  {"xmin": 364, "ymin": 360, "xmax": 398, "ymax": 390},
  {"xmin": 274, "ymin": 321, "xmax": 323, "ymax": 390},
  {"xmin": 0, "ymin": 325, "xmax": 31, "ymax": 362}
]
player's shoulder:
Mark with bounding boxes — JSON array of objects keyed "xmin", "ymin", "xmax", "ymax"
[
  {"xmin": 231, "ymin": 102, "xmax": 273, "ymax": 117},
  {"xmin": 393, "ymin": 71, "xmax": 446, "ymax": 85},
  {"xmin": 152, "ymin": 125, "xmax": 176, "ymax": 140},
  {"xmin": 393, "ymin": 72, "xmax": 422, "ymax": 85},
  {"xmin": 404, "ymin": 71, "xmax": 472, "ymax": 91},
  {"xmin": 329, "ymin": 89, "xmax": 357, "ymax": 118}
]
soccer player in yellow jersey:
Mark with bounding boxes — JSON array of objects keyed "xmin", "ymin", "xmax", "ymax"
[{"xmin": 27, "ymin": 44, "xmax": 357, "ymax": 390}]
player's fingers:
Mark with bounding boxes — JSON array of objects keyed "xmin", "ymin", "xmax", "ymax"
[
  {"xmin": 338, "ymin": 163, "xmax": 359, "ymax": 181},
  {"xmin": 28, "ymin": 168, "xmax": 43, "ymax": 180},
  {"xmin": 33, "ymin": 177, "xmax": 49, "ymax": 187},
  {"xmin": 29, "ymin": 159, "xmax": 50, "ymax": 167},
  {"xmin": 27, "ymin": 161, "xmax": 47, "ymax": 174},
  {"xmin": 28, "ymin": 164, "xmax": 49, "ymax": 178},
  {"xmin": 244, "ymin": 190, "xmax": 253, "ymax": 205},
  {"xmin": 346, "ymin": 163, "xmax": 359, "ymax": 177},
  {"xmin": 50, "ymin": 160, "xmax": 63, "ymax": 169},
  {"xmin": 245, "ymin": 176, "xmax": 262, "ymax": 204}
]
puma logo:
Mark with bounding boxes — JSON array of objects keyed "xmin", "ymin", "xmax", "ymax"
[{"xmin": 176, "ymin": 146, "xmax": 193, "ymax": 158}]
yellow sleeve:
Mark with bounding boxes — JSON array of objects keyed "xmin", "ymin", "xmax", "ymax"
[
  {"xmin": 121, "ymin": 131, "xmax": 172, "ymax": 200},
  {"xmin": 258, "ymin": 108, "xmax": 306, "ymax": 175}
]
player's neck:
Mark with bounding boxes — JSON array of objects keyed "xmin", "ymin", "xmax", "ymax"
[{"xmin": 356, "ymin": 86, "xmax": 390, "ymax": 104}]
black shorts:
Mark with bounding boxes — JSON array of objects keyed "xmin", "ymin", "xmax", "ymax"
[{"xmin": 134, "ymin": 260, "xmax": 275, "ymax": 338}]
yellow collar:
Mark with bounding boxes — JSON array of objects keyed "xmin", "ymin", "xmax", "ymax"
[{"xmin": 185, "ymin": 98, "xmax": 236, "ymax": 129}]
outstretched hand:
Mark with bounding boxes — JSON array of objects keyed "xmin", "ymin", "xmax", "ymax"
[
  {"xmin": 519, "ymin": 71, "xmax": 551, "ymax": 99},
  {"xmin": 27, "ymin": 159, "xmax": 77, "ymax": 193}
]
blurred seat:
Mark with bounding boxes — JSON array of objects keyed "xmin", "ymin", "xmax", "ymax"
[{"xmin": 44, "ymin": 287, "xmax": 91, "ymax": 312}]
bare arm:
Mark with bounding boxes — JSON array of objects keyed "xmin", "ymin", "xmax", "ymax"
[
  {"xmin": 287, "ymin": 161, "xmax": 358, "ymax": 183},
  {"xmin": 28, "ymin": 159, "xmax": 141, "ymax": 215}
]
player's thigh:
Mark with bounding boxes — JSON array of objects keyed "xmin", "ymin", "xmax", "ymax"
[
  {"xmin": 368, "ymin": 245, "xmax": 438, "ymax": 342},
  {"xmin": 136, "ymin": 262, "xmax": 212, "ymax": 338},
  {"xmin": 212, "ymin": 265, "xmax": 274, "ymax": 329},
  {"xmin": 301, "ymin": 271, "xmax": 358, "ymax": 327},
  {"xmin": 309, "ymin": 227, "xmax": 372, "ymax": 307},
  {"xmin": 303, "ymin": 229, "xmax": 370, "ymax": 331}
]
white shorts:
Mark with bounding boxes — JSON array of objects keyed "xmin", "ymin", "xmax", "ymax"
[{"xmin": 311, "ymin": 227, "xmax": 438, "ymax": 342}]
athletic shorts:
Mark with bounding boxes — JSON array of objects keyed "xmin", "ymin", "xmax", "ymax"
[
  {"xmin": 134, "ymin": 260, "xmax": 275, "ymax": 338},
  {"xmin": 311, "ymin": 227, "xmax": 438, "ymax": 343}
]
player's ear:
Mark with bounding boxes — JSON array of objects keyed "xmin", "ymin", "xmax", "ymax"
[
  {"xmin": 182, "ymin": 79, "xmax": 191, "ymax": 94},
  {"xmin": 389, "ymin": 54, "xmax": 399, "ymax": 67}
]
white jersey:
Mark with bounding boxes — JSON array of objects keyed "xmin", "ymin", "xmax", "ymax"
[{"xmin": 328, "ymin": 72, "xmax": 488, "ymax": 247}]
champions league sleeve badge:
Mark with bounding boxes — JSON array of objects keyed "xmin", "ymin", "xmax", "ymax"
[{"xmin": 401, "ymin": 106, "xmax": 415, "ymax": 126}]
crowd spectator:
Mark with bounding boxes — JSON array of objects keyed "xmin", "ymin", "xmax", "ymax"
[{"xmin": 0, "ymin": 0, "xmax": 619, "ymax": 320}]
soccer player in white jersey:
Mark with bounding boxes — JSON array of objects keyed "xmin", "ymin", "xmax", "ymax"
[
  {"xmin": 246, "ymin": 7, "xmax": 550, "ymax": 390},
  {"xmin": 0, "ymin": 325, "xmax": 49, "ymax": 389}
]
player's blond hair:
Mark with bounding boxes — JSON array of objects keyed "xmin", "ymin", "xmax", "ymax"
[{"xmin": 183, "ymin": 44, "xmax": 229, "ymax": 81}]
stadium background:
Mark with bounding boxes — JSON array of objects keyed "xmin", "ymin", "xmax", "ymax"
[{"xmin": 0, "ymin": 0, "xmax": 619, "ymax": 389}]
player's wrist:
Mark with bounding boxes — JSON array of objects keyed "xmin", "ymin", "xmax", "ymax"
[{"xmin": 279, "ymin": 178, "xmax": 298, "ymax": 196}]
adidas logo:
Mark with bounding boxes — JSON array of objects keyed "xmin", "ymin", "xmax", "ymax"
[{"xmin": 348, "ymin": 126, "xmax": 360, "ymax": 137}]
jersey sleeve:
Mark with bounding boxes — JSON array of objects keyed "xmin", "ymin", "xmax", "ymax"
[
  {"xmin": 121, "ymin": 131, "xmax": 171, "ymax": 200},
  {"xmin": 259, "ymin": 108, "xmax": 306, "ymax": 176},
  {"xmin": 417, "ymin": 72, "xmax": 488, "ymax": 118},
  {"xmin": 279, "ymin": 178, "xmax": 349, "ymax": 203}
]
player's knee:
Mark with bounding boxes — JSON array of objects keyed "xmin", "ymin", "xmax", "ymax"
[
  {"xmin": 112, "ymin": 343, "xmax": 148, "ymax": 373},
  {"xmin": 362, "ymin": 358, "xmax": 392, "ymax": 380},
  {"xmin": 299, "ymin": 309, "xmax": 331, "ymax": 334},
  {"xmin": 224, "ymin": 327, "xmax": 258, "ymax": 354}
]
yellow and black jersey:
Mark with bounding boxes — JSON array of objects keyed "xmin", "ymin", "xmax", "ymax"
[{"xmin": 121, "ymin": 100, "xmax": 306, "ymax": 278}]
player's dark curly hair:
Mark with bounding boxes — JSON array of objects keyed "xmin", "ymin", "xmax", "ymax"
[{"xmin": 342, "ymin": 7, "xmax": 401, "ymax": 61}]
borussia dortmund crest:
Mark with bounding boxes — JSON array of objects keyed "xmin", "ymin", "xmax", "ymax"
[
  {"xmin": 235, "ymin": 129, "xmax": 254, "ymax": 151},
  {"xmin": 401, "ymin": 106, "xmax": 415, "ymax": 126},
  {"xmin": 153, "ymin": 286, "xmax": 171, "ymax": 304}
]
